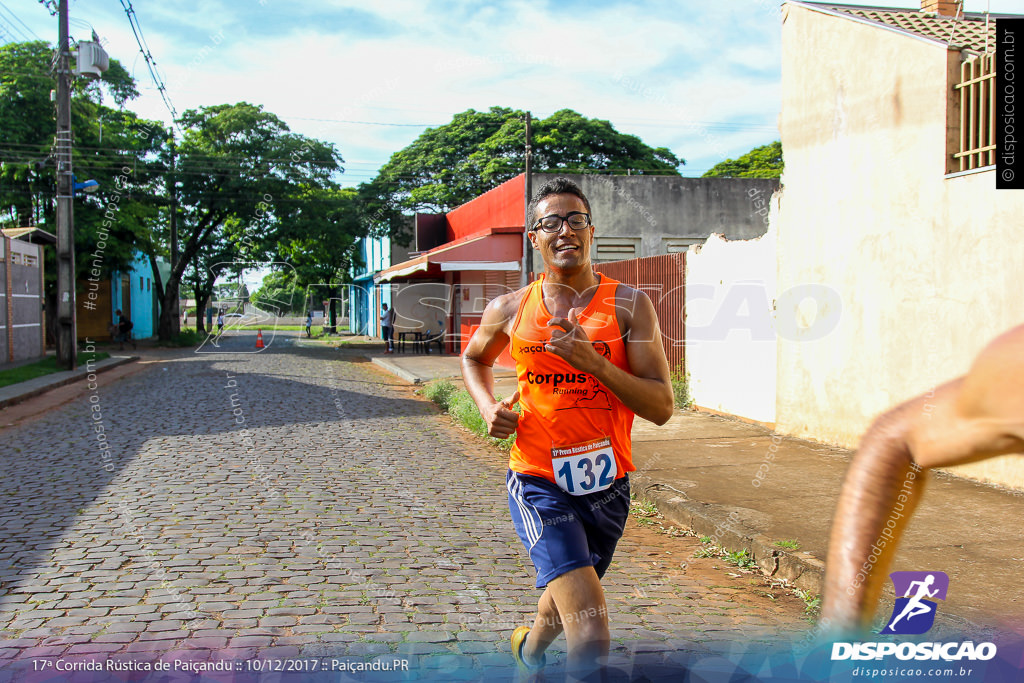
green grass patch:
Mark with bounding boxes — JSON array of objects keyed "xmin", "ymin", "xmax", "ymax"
[
  {"xmin": 0, "ymin": 352, "xmax": 110, "ymax": 388},
  {"xmin": 723, "ymin": 549, "xmax": 757, "ymax": 570},
  {"xmin": 160, "ymin": 328, "xmax": 205, "ymax": 347},
  {"xmin": 422, "ymin": 379, "xmax": 459, "ymax": 411},
  {"xmin": 795, "ymin": 589, "xmax": 822, "ymax": 622},
  {"xmin": 241, "ymin": 324, "xmax": 305, "ymax": 331},
  {"xmin": 421, "ymin": 379, "xmax": 517, "ymax": 451},
  {"xmin": 774, "ymin": 539, "xmax": 800, "ymax": 550},
  {"xmin": 670, "ymin": 365, "xmax": 693, "ymax": 409},
  {"xmin": 629, "ymin": 496, "xmax": 661, "ymax": 526}
]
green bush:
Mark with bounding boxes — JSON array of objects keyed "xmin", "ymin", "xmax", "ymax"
[
  {"xmin": 670, "ymin": 365, "xmax": 693, "ymax": 409},
  {"xmin": 422, "ymin": 379, "xmax": 458, "ymax": 411},
  {"xmin": 447, "ymin": 390, "xmax": 490, "ymax": 438}
]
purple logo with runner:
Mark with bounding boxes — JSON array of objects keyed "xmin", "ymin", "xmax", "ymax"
[{"xmin": 880, "ymin": 571, "xmax": 949, "ymax": 635}]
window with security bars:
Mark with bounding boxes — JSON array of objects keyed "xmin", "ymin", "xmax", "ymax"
[
  {"xmin": 9, "ymin": 252, "xmax": 38, "ymax": 267},
  {"xmin": 951, "ymin": 52, "xmax": 996, "ymax": 173}
]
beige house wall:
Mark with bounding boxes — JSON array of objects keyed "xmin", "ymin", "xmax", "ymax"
[{"xmin": 777, "ymin": 4, "xmax": 1024, "ymax": 488}]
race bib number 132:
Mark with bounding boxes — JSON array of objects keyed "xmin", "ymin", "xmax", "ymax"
[{"xmin": 552, "ymin": 437, "xmax": 617, "ymax": 496}]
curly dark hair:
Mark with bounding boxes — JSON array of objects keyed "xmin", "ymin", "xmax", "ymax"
[{"xmin": 528, "ymin": 177, "xmax": 592, "ymax": 228}]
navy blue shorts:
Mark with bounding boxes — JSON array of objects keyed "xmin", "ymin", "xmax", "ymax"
[{"xmin": 507, "ymin": 470, "xmax": 630, "ymax": 589}]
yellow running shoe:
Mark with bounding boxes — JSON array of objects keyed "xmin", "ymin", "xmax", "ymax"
[{"xmin": 511, "ymin": 626, "xmax": 545, "ymax": 672}]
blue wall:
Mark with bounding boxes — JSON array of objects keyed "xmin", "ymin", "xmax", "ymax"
[
  {"xmin": 349, "ymin": 236, "xmax": 392, "ymax": 337},
  {"xmin": 110, "ymin": 252, "xmax": 157, "ymax": 339}
]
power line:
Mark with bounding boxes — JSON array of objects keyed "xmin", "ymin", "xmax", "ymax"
[
  {"xmin": 0, "ymin": 2, "xmax": 38, "ymax": 42},
  {"xmin": 118, "ymin": 0, "xmax": 178, "ymax": 128},
  {"xmin": 0, "ymin": 1, "xmax": 41, "ymax": 39},
  {"xmin": 283, "ymin": 115, "xmax": 446, "ymax": 128},
  {"xmin": 0, "ymin": 66, "xmax": 778, "ymax": 134}
]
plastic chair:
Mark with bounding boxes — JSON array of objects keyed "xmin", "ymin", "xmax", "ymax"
[{"xmin": 423, "ymin": 321, "xmax": 445, "ymax": 354}]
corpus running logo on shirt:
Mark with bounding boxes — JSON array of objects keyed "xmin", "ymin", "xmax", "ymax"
[{"xmin": 880, "ymin": 571, "xmax": 949, "ymax": 635}]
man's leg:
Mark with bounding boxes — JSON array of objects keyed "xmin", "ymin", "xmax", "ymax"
[
  {"xmin": 524, "ymin": 566, "xmax": 609, "ymax": 674},
  {"xmin": 522, "ymin": 587, "xmax": 562, "ymax": 664}
]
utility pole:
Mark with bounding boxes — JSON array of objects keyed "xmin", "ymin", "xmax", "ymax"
[
  {"xmin": 168, "ymin": 126, "xmax": 180, "ymax": 335},
  {"xmin": 55, "ymin": 0, "xmax": 76, "ymax": 370},
  {"xmin": 521, "ymin": 111, "xmax": 533, "ymax": 287}
]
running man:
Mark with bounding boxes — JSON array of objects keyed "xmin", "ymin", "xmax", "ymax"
[
  {"xmin": 884, "ymin": 574, "xmax": 938, "ymax": 631},
  {"xmin": 462, "ymin": 178, "xmax": 674, "ymax": 677},
  {"xmin": 823, "ymin": 324, "xmax": 1024, "ymax": 633}
]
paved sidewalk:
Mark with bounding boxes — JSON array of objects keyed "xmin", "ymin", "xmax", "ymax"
[
  {"xmin": 371, "ymin": 352, "xmax": 1024, "ymax": 636},
  {"xmin": 0, "ymin": 355, "xmax": 137, "ymax": 410}
]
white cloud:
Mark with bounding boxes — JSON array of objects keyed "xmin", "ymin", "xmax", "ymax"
[{"xmin": 35, "ymin": 0, "xmax": 1000, "ymax": 181}]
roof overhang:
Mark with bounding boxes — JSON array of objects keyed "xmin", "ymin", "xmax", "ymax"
[
  {"xmin": 1, "ymin": 227, "xmax": 57, "ymax": 244},
  {"xmin": 785, "ymin": 1, "xmax": 1009, "ymax": 52},
  {"xmin": 375, "ymin": 227, "xmax": 522, "ymax": 283},
  {"xmin": 439, "ymin": 261, "xmax": 520, "ymax": 271}
]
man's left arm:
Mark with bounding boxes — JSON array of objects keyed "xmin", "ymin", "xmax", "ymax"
[{"xmin": 546, "ymin": 289, "xmax": 673, "ymax": 425}]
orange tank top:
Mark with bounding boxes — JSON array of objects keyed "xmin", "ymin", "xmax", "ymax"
[{"xmin": 509, "ymin": 273, "xmax": 635, "ymax": 484}]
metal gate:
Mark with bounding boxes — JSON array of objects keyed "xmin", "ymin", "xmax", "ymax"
[{"xmin": 595, "ymin": 252, "xmax": 685, "ymax": 371}]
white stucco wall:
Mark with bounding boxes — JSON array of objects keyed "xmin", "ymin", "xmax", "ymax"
[
  {"xmin": 391, "ymin": 282, "xmax": 450, "ymax": 335},
  {"xmin": 685, "ymin": 194, "xmax": 778, "ymax": 425},
  {"xmin": 778, "ymin": 4, "xmax": 1024, "ymax": 487}
]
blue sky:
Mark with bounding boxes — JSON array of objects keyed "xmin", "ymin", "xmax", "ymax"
[{"xmin": 3, "ymin": 0, "xmax": 1020, "ymax": 184}]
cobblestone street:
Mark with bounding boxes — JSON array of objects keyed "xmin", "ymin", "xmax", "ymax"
[{"xmin": 0, "ymin": 333, "xmax": 810, "ymax": 679}]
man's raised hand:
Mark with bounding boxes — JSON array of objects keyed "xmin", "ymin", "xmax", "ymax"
[
  {"xmin": 546, "ymin": 308, "xmax": 602, "ymax": 374},
  {"xmin": 483, "ymin": 389, "xmax": 520, "ymax": 439}
]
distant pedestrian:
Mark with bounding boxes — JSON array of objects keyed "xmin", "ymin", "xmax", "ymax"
[
  {"xmin": 380, "ymin": 303, "xmax": 395, "ymax": 354},
  {"xmin": 114, "ymin": 309, "xmax": 136, "ymax": 351},
  {"xmin": 305, "ymin": 311, "xmax": 313, "ymax": 338},
  {"xmin": 217, "ymin": 310, "xmax": 225, "ymax": 335}
]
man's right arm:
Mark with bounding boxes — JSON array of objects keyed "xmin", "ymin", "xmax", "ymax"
[
  {"xmin": 461, "ymin": 292, "xmax": 523, "ymax": 439},
  {"xmin": 822, "ymin": 325, "xmax": 1024, "ymax": 633}
]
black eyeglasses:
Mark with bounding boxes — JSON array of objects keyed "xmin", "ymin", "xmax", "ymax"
[{"xmin": 532, "ymin": 212, "xmax": 591, "ymax": 233}]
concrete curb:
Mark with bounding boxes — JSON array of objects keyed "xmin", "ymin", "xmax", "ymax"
[
  {"xmin": 632, "ymin": 472, "xmax": 989, "ymax": 636},
  {"xmin": 631, "ymin": 471, "xmax": 826, "ymax": 595},
  {"xmin": 0, "ymin": 355, "xmax": 137, "ymax": 410},
  {"xmin": 371, "ymin": 357, "xmax": 423, "ymax": 384}
]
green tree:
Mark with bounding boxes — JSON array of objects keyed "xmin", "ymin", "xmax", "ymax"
[
  {"xmin": 0, "ymin": 41, "xmax": 58, "ymax": 229},
  {"xmin": 251, "ymin": 270, "xmax": 305, "ymax": 316},
  {"xmin": 150, "ymin": 102, "xmax": 346, "ymax": 339},
  {"xmin": 0, "ymin": 40, "xmax": 165, "ymax": 342},
  {"xmin": 271, "ymin": 186, "xmax": 362, "ymax": 329},
  {"xmin": 360, "ymin": 106, "xmax": 684, "ymax": 236},
  {"xmin": 0, "ymin": 40, "xmax": 160, "ymax": 263},
  {"xmin": 702, "ymin": 141, "xmax": 783, "ymax": 178}
]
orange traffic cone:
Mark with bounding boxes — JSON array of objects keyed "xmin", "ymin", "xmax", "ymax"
[{"xmin": 255, "ymin": 330, "xmax": 265, "ymax": 349}]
